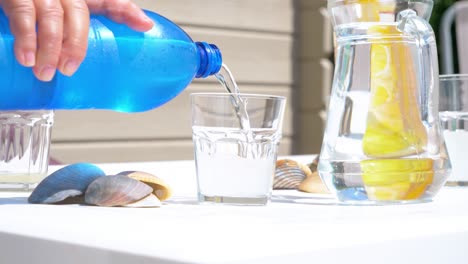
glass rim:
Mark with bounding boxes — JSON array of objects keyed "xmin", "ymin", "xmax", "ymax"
[
  {"xmin": 440, "ymin": 74, "xmax": 468, "ymax": 81},
  {"xmin": 0, "ymin": 110, "xmax": 54, "ymax": 118},
  {"xmin": 190, "ymin": 92, "xmax": 286, "ymax": 101}
]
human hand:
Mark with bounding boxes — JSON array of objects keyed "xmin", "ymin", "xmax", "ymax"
[{"xmin": 0, "ymin": 0, "xmax": 154, "ymax": 81}]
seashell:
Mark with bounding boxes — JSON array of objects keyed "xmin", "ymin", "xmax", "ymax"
[
  {"xmin": 118, "ymin": 171, "xmax": 172, "ymax": 201},
  {"xmin": 124, "ymin": 194, "xmax": 161, "ymax": 208},
  {"xmin": 84, "ymin": 175, "xmax": 153, "ymax": 207},
  {"xmin": 298, "ymin": 156, "xmax": 329, "ymax": 194},
  {"xmin": 28, "ymin": 163, "xmax": 105, "ymax": 204},
  {"xmin": 274, "ymin": 159, "xmax": 310, "ymax": 189},
  {"xmin": 308, "ymin": 156, "xmax": 319, "ymax": 172}
]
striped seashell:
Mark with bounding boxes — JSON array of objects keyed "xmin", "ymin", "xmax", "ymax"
[
  {"xmin": 118, "ymin": 171, "xmax": 173, "ymax": 201},
  {"xmin": 273, "ymin": 159, "xmax": 312, "ymax": 189},
  {"xmin": 84, "ymin": 175, "xmax": 153, "ymax": 207}
]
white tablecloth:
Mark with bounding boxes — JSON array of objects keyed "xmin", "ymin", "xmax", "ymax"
[{"xmin": 0, "ymin": 156, "xmax": 468, "ymax": 264}]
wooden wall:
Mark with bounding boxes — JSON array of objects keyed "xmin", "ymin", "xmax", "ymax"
[
  {"xmin": 295, "ymin": 0, "xmax": 333, "ymax": 154},
  {"xmin": 50, "ymin": 0, "xmax": 297, "ymax": 163}
]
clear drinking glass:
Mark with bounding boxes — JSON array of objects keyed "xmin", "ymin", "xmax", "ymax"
[
  {"xmin": 440, "ymin": 74, "xmax": 468, "ymax": 186},
  {"xmin": 319, "ymin": 0, "xmax": 451, "ymax": 204},
  {"xmin": 191, "ymin": 93, "xmax": 286, "ymax": 205},
  {"xmin": 0, "ymin": 111, "xmax": 54, "ymax": 191}
]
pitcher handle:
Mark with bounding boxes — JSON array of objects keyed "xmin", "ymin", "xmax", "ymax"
[{"xmin": 397, "ymin": 9, "xmax": 440, "ymax": 119}]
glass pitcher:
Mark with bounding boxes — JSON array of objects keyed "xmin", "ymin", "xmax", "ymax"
[{"xmin": 318, "ymin": 0, "xmax": 451, "ymax": 204}]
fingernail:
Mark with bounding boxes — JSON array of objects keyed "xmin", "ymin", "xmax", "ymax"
[
  {"xmin": 62, "ymin": 60, "xmax": 79, "ymax": 76},
  {"xmin": 38, "ymin": 65, "xmax": 56, "ymax": 81},
  {"xmin": 23, "ymin": 52, "xmax": 35, "ymax": 67},
  {"xmin": 144, "ymin": 16, "xmax": 153, "ymax": 24}
]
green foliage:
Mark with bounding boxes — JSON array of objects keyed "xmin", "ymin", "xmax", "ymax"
[
  {"xmin": 430, "ymin": 0, "xmax": 459, "ymax": 36},
  {"xmin": 430, "ymin": 0, "xmax": 460, "ymax": 71}
]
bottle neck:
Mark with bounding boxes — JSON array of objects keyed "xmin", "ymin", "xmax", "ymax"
[{"xmin": 196, "ymin": 42, "xmax": 222, "ymax": 78}]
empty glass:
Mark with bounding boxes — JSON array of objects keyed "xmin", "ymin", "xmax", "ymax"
[{"xmin": 0, "ymin": 111, "xmax": 54, "ymax": 191}]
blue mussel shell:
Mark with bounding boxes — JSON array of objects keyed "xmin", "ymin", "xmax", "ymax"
[{"xmin": 28, "ymin": 163, "xmax": 105, "ymax": 204}]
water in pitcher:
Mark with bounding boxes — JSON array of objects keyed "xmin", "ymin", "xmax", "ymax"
[{"xmin": 319, "ymin": 21, "xmax": 451, "ymax": 204}]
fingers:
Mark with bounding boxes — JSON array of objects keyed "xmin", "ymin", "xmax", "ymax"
[
  {"xmin": 86, "ymin": 0, "xmax": 154, "ymax": 32},
  {"xmin": 1, "ymin": 0, "xmax": 37, "ymax": 67},
  {"xmin": 1, "ymin": 0, "xmax": 152, "ymax": 81},
  {"xmin": 58, "ymin": 0, "xmax": 89, "ymax": 76},
  {"xmin": 32, "ymin": 0, "xmax": 64, "ymax": 81}
]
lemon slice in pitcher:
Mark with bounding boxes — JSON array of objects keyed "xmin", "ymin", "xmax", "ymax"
[
  {"xmin": 348, "ymin": 0, "xmax": 434, "ymax": 201},
  {"xmin": 361, "ymin": 25, "xmax": 433, "ymax": 201},
  {"xmin": 362, "ymin": 25, "xmax": 428, "ymax": 157},
  {"xmin": 361, "ymin": 159, "xmax": 433, "ymax": 200}
]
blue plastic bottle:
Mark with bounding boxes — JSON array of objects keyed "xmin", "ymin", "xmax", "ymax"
[{"xmin": 0, "ymin": 9, "xmax": 222, "ymax": 112}]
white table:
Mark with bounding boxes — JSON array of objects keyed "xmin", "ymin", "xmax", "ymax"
[{"xmin": 1, "ymin": 156, "xmax": 468, "ymax": 264}]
